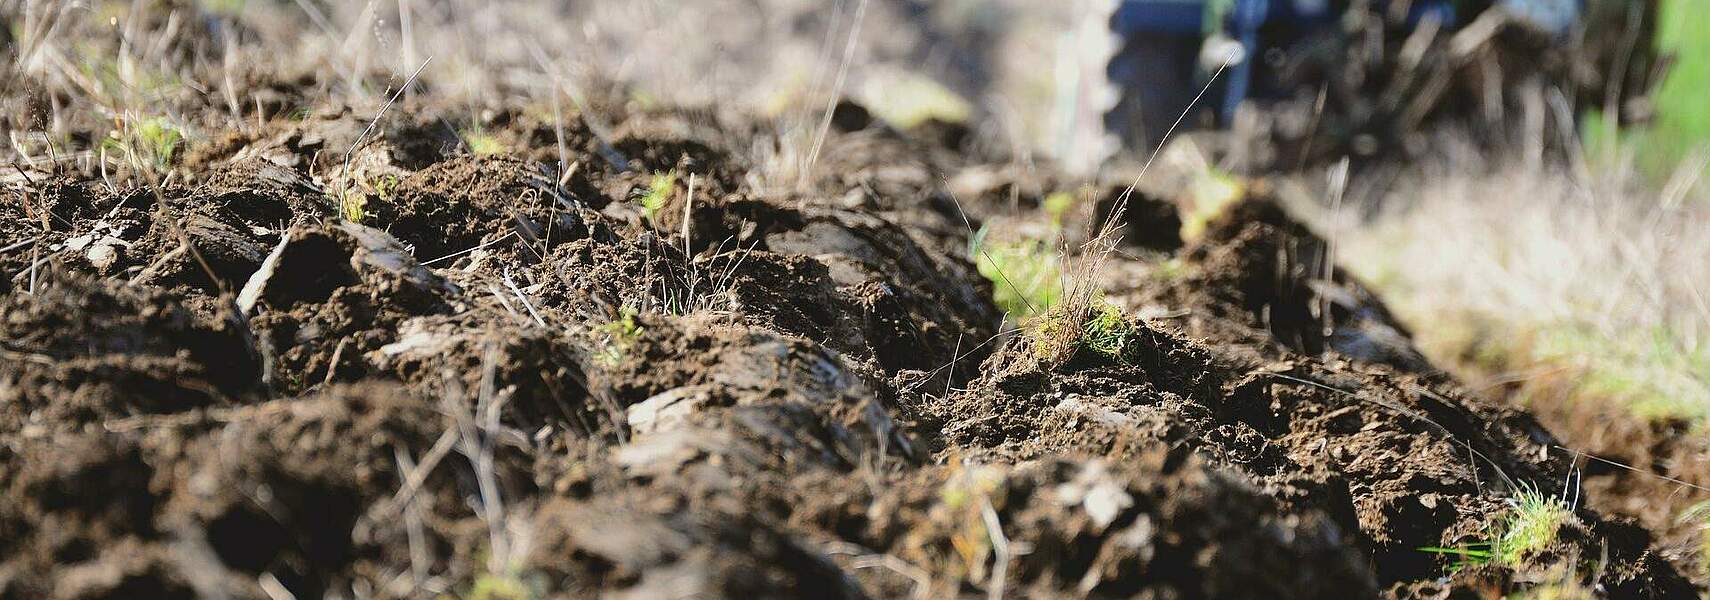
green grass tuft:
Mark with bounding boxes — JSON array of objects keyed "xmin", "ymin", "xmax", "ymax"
[
  {"xmin": 335, "ymin": 174, "xmax": 399, "ymax": 224},
  {"xmin": 1078, "ymin": 303, "xmax": 1140, "ymax": 361},
  {"xmin": 1530, "ymin": 324, "xmax": 1710, "ymax": 423},
  {"xmin": 339, "ymin": 190, "xmax": 370, "ymax": 223},
  {"xmin": 1584, "ymin": 0, "xmax": 1710, "ymax": 175},
  {"xmin": 1420, "ymin": 484, "xmax": 1575, "ymax": 573},
  {"xmin": 1029, "ymin": 302, "xmax": 1145, "ymax": 363},
  {"xmin": 1043, "ymin": 191, "xmax": 1077, "ymax": 225},
  {"xmin": 1494, "ymin": 485, "xmax": 1575, "ymax": 566}
]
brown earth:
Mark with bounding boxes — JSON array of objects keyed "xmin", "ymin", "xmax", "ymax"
[
  {"xmin": 0, "ymin": 4, "xmax": 1700, "ymax": 597},
  {"xmin": 1, "ymin": 95, "xmax": 1699, "ymax": 598}
]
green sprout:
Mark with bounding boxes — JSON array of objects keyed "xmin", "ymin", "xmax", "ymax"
[
  {"xmin": 339, "ymin": 189, "xmax": 371, "ymax": 223},
  {"xmin": 594, "ymin": 307, "xmax": 645, "ymax": 367},
  {"xmin": 1078, "ymin": 303, "xmax": 1141, "ymax": 361},
  {"xmin": 373, "ymin": 174, "xmax": 401, "ymax": 200},
  {"xmin": 1419, "ymin": 484, "xmax": 1575, "ymax": 573},
  {"xmin": 469, "ymin": 571, "xmax": 540, "ymax": 600},
  {"xmin": 333, "ymin": 174, "xmax": 400, "ymax": 224},
  {"xmin": 103, "ymin": 115, "xmax": 187, "ymax": 171},
  {"xmin": 1416, "ymin": 543, "xmax": 1494, "ymax": 574},
  {"xmin": 969, "ymin": 225, "xmax": 1061, "ymax": 320},
  {"xmin": 1495, "ymin": 485, "xmax": 1574, "ymax": 566},
  {"xmin": 639, "ymin": 170, "xmax": 677, "ymax": 225}
]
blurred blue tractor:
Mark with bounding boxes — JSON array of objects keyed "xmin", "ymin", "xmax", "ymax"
[{"xmin": 1098, "ymin": 0, "xmax": 1631, "ymax": 164}]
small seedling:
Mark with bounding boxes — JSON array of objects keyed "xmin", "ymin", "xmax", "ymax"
[
  {"xmin": 1417, "ymin": 542, "xmax": 1494, "ymax": 573},
  {"xmin": 1078, "ymin": 303, "xmax": 1140, "ymax": 361},
  {"xmin": 468, "ymin": 571, "xmax": 539, "ymax": 600},
  {"xmin": 639, "ymin": 170, "xmax": 677, "ymax": 225},
  {"xmin": 339, "ymin": 189, "xmax": 371, "ymax": 223},
  {"xmin": 594, "ymin": 307, "xmax": 645, "ymax": 367},
  {"xmin": 373, "ymin": 174, "xmax": 401, "ymax": 199},
  {"xmin": 1179, "ymin": 169, "xmax": 1244, "ymax": 242},
  {"xmin": 332, "ymin": 175, "xmax": 399, "ymax": 223},
  {"xmin": 969, "ymin": 226, "xmax": 1061, "ymax": 320},
  {"xmin": 103, "ymin": 115, "xmax": 187, "ymax": 172},
  {"xmin": 1495, "ymin": 484, "xmax": 1574, "ymax": 566}
]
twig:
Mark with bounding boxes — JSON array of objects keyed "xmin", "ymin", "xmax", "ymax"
[
  {"xmin": 1321, "ymin": 158, "xmax": 1349, "ymax": 343},
  {"xmin": 798, "ymin": 0, "xmax": 869, "ymax": 190},
  {"xmin": 980, "ymin": 497, "xmax": 1025, "ymax": 600},
  {"xmin": 340, "ymin": 56, "xmax": 432, "ymax": 195},
  {"xmin": 502, "ymin": 267, "xmax": 545, "ymax": 327},
  {"xmin": 683, "ymin": 173, "xmax": 696, "ymax": 256},
  {"xmin": 420, "ymin": 231, "xmax": 516, "ymax": 266},
  {"xmin": 0, "ymin": 239, "xmax": 33, "ymax": 255}
]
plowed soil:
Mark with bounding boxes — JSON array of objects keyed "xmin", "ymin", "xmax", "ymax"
[{"xmin": 0, "ymin": 7, "xmax": 1699, "ymax": 599}]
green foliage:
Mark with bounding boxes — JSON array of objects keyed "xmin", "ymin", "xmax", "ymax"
[
  {"xmin": 1043, "ymin": 191, "xmax": 1077, "ymax": 225},
  {"xmin": 969, "ymin": 225, "xmax": 1061, "ymax": 320},
  {"xmin": 76, "ymin": 52, "xmax": 180, "ymax": 106},
  {"xmin": 463, "ymin": 128, "xmax": 504, "ymax": 156},
  {"xmin": 1530, "ymin": 324, "xmax": 1710, "ymax": 423},
  {"xmin": 1585, "ymin": 0, "xmax": 1710, "ymax": 176},
  {"xmin": 640, "ymin": 170, "xmax": 677, "ymax": 225},
  {"xmin": 1148, "ymin": 257, "xmax": 1188, "ymax": 282},
  {"xmin": 1420, "ymin": 484, "xmax": 1575, "ymax": 573},
  {"xmin": 103, "ymin": 116, "xmax": 186, "ymax": 171},
  {"xmin": 1416, "ymin": 543, "xmax": 1494, "ymax": 573},
  {"xmin": 467, "ymin": 571, "xmax": 539, "ymax": 600},
  {"xmin": 1078, "ymin": 303, "xmax": 1141, "ymax": 361},
  {"xmin": 335, "ymin": 175, "xmax": 398, "ymax": 224},
  {"xmin": 373, "ymin": 174, "xmax": 401, "ymax": 200},
  {"xmin": 1029, "ymin": 302, "xmax": 1145, "ymax": 363},
  {"xmin": 594, "ymin": 307, "xmax": 645, "ymax": 367},
  {"xmin": 1494, "ymin": 485, "xmax": 1574, "ymax": 566},
  {"xmin": 339, "ymin": 189, "xmax": 371, "ymax": 223}
]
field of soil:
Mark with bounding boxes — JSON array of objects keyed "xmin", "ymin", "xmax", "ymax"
[{"xmin": 0, "ymin": 2, "xmax": 1703, "ymax": 599}]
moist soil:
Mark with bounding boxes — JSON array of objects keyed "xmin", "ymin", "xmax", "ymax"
[
  {"xmin": 2, "ymin": 101, "xmax": 1698, "ymax": 599},
  {"xmin": 1, "ymin": 44, "xmax": 1700, "ymax": 600}
]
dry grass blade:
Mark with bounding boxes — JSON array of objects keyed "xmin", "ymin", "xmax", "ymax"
[{"xmin": 1036, "ymin": 52, "xmax": 1240, "ymax": 361}]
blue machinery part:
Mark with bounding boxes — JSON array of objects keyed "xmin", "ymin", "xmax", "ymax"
[{"xmin": 1108, "ymin": 0, "xmax": 1579, "ymax": 126}]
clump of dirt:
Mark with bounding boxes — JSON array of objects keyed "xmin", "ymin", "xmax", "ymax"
[
  {"xmin": 0, "ymin": 384, "xmax": 509, "ymax": 599},
  {"xmin": 0, "ymin": 269, "xmax": 259, "ymax": 433},
  {"xmin": 242, "ymin": 221, "xmax": 461, "ymax": 393},
  {"xmin": 1112, "ymin": 191, "xmax": 1429, "ymax": 372},
  {"xmin": 365, "ymin": 155, "xmax": 584, "ymax": 261},
  {"xmin": 791, "ymin": 448, "xmax": 1378, "ymax": 599}
]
